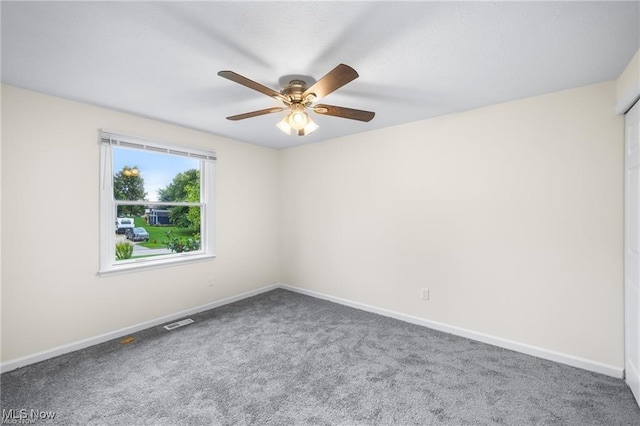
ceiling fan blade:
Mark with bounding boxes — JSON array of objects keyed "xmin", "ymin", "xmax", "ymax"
[
  {"xmin": 226, "ymin": 107, "xmax": 285, "ymax": 121},
  {"xmin": 218, "ymin": 70, "xmax": 289, "ymax": 103},
  {"xmin": 313, "ymin": 104, "xmax": 375, "ymax": 122},
  {"xmin": 302, "ymin": 64, "xmax": 359, "ymax": 101}
]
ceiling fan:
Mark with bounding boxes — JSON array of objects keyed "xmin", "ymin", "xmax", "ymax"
[{"xmin": 218, "ymin": 64, "xmax": 375, "ymax": 136}]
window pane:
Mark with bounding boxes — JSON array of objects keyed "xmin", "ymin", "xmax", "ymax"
[
  {"xmin": 114, "ymin": 206, "xmax": 202, "ymax": 262},
  {"xmin": 113, "ymin": 146, "xmax": 201, "ymax": 202},
  {"xmin": 100, "ymin": 133, "xmax": 214, "ymax": 275}
]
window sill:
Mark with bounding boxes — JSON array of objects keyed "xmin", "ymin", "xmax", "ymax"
[{"xmin": 98, "ymin": 253, "xmax": 216, "ymax": 277}]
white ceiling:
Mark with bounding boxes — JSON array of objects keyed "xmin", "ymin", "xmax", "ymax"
[{"xmin": 2, "ymin": 1, "xmax": 639, "ymax": 149}]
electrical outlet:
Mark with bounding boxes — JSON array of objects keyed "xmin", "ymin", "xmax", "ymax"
[
  {"xmin": 421, "ymin": 288, "xmax": 429, "ymax": 300},
  {"xmin": 208, "ymin": 277, "xmax": 215, "ymax": 287}
]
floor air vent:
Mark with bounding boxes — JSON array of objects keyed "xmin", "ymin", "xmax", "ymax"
[{"xmin": 164, "ymin": 318, "xmax": 194, "ymax": 331}]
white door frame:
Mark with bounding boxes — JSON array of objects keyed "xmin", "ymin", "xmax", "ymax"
[{"xmin": 625, "ymin": 100, "xmax": 640, "ymax": 406}]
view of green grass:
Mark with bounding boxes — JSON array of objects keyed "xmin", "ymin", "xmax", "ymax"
[{"xmin": 133, "ymin": 217, "xmax": 198, "ymax": 248}]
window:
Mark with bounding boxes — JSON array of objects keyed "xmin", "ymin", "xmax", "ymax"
[{"xmin": 99, "ymin": 130, "xmax": 215, "ymax": 275}]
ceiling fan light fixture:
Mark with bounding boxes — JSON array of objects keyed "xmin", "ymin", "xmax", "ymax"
[
  {"xmin": 277, "ymin": 112, "xmax": 318, "ymax": 136},
  {"xmin": 289, "ymin": 112, "xmax": 307, "ymax": 128},
  {"xmin": 302, "ymin": 118, "xmax": 319, "ymax": 135},
  {"xmin": 276, "ymin": 116, "xmax": 292, "ymax": 135},
  {"xmin": 287, "ymin": 103, "xmax": 308, "ymax": 130}
]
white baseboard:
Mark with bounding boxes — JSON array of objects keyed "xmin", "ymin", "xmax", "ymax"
[
  {"xmin": 2, "ymin": 282, "xmax": 624, "ymax": 379},
  {"xmin": 279, "ymin": 283, "xmax": 624, "ymax": 379},
  {"xmin": 0, "ymin": 283, "xmax": 280, "ymax": 374}
]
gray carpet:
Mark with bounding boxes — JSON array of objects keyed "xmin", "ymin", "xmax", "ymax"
[{"xmin": 2, "ymin": 289, "xmax": 639, "ymax": 425}]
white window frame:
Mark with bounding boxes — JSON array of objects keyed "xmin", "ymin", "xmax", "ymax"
[{"xmin": 98, "ymin": 130, "xmax": 216, "ymax": 275}]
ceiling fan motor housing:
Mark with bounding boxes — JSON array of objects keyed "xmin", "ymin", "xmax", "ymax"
[{"xmin": 281, "ymin": 80, "xmax": 311, "ymax": 104}]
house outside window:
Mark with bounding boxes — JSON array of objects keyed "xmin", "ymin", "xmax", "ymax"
[{"xmin": 98, "ymin": 130, "xmax": 215, "ymax": 275}]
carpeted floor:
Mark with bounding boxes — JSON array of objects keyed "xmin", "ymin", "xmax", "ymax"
[{"xmin": 2, "ymin": 289, "xmax": 639, "ymax": 425}]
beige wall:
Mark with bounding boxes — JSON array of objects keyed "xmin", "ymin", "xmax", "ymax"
[
  {"xmin": 1, "ymin": 86, "xmax": 280, "ymax": 362},
  {"xmin": 1, "ymin": 80, "xmax": 626, "ymax": 370},
  {"xmin": 280, "ymin": 81, "xmax": 624, "ymax": 368},
  {"xmin": 617, "ymin": 49, "xmax": 640, "ymax": 108}
]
